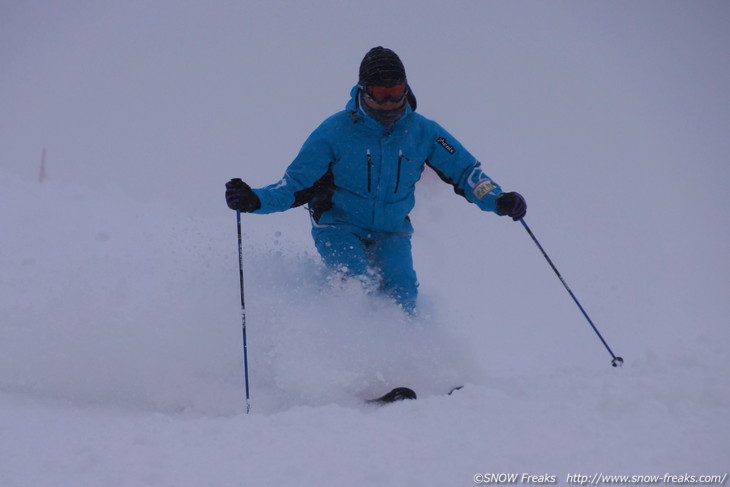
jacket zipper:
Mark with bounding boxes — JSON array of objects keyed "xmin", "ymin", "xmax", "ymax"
[
  {"xmin": 366, "ymin": 149, "xmax": 373, "ymax": 192},
  {"xmin": 394, "ymin": 150, "xmax": 409, "ymax": 193}
]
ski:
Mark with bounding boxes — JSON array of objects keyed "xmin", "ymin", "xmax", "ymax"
[
  {"xmin": 366, "ymin": 386, "xmax": 462, "ymax": 405},
  {"xmin": 367, "ymin": 387, "xmax": 417, "ymax": 404}
]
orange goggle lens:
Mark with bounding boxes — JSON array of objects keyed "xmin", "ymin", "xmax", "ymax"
[{"xmin": 365, "ymin": 83, "xmax": 407, "ymax": 104}]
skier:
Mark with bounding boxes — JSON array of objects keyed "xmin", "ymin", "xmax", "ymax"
[{"xmin": 226, "ymin": 46, "xmax": 526, "ymax": 315}]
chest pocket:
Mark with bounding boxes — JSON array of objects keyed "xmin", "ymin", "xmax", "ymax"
[
  {"xmin": 327, "ymin": 148, "xmax": 372, "ymax": 196},
  {"xmin": 392, "ymin": 149, "xmax": 424, "ymax": 196}
]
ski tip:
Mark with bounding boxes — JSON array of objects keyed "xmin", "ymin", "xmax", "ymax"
[
  {"xmin": 448, "ymin": 386, "xmax": 464, "ymax": 395},
  {"xmin": 367, "ymin": 387, "xmax": 417, "ymax": 404}
]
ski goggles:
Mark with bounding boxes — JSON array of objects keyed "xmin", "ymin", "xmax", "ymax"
[{"xmin": 362, "ymin": 83, "xmax": 408, "ymax": 104}]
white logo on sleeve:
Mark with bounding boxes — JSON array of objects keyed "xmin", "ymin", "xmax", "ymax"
[
  {"xmin": 273, "ymin": 175, "xmax": 289, "ymax": 190},
  {"xmin": 467, "ymin": 166, "xmax": 496, "ymax": 200}
]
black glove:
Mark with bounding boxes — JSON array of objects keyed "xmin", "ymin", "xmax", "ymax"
[
  {"xmin": 496, "ymin": 192, "xmax": 527, "ymax": 221},
  {"xmin": 225, "ymin": 178, "xmax": 261, "ymax": 212}
]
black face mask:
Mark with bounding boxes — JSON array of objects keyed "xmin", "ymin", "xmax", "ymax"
[{"xmin": 360, "ymin": 93, "xmax": 406, "ymax": 130}]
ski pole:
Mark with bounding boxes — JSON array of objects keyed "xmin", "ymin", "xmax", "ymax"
[
  {"xmin": 520, "ymin": 219, "xmax": 623, "ymax": 367},
  {"xmin": 236, "ymin": 210, "xmax": 252, "ymax": 412}
]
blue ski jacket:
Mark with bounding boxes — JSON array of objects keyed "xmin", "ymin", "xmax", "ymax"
[{"xmin": 251, "ymin": 85, "xmax": 504, "ymax": 237}]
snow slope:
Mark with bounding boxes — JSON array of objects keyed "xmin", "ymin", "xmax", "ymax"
[{"xmin": 2, "ymin": 1, "xmax": 729, "ymax": 485}]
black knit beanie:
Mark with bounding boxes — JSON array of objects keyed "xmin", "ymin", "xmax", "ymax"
[{"xmin": 359, "ymin": 47, "xmax": 406, "ymax": 86}]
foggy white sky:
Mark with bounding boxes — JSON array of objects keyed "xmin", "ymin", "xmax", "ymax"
[{"xmin": 2, "ymin": 1, "xmax": 728, "ymax": 189}]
